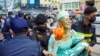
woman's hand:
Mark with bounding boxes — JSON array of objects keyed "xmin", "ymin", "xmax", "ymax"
[{"xmin": 86, "ymin": 46, "xmax": 93, "ymax": 53}]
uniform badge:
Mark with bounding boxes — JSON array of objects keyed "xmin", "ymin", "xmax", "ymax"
[
  {"xmin": 47, "ymin": 32, "xmax": 50, "ymax": 36},
  {"xmin": 29, "ymin": 31, "xmax": 33, "ymax": 36},
  {"xmin": 37, "ymin": 34, "xmax": 43, "ymax": 38}
]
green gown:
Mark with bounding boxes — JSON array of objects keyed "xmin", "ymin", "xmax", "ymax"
[{"xmin": 48, "ymin": 30, "xmax": 89, "ymax": 56}]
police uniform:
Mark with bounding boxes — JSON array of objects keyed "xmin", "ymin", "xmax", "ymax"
[
  {"xmin": 2, "ymin": 11, "xmax": 14, "ymax": 40},
  {"xmin": 29, "ymin": 27, "xmax": 51, "ymax": 50},
  {"xmin": 0, "ymin": 18, "xmax": 41, "ymax": 56},
  {"xmin": 0, "ymin": 36, "xmax": 41, "ymax": 56},
  {"xmin": 72, "ymin": 21, "xmax": 96, "ymax": 47},
  {"xmin": 29, "ymin": 27, "xmax": 51, "ymax": 56},
  {"xmin": 30, "ymin": 14, "xmax": 51, "ymax": 56}
]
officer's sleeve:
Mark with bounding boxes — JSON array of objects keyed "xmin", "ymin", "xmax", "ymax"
[
  {"xmin": 89, "ymin": 28, "xmax": 97, "ymax": 46},
  {"xmin": 6, "ymin": 18, "xmax": 10, "ymax": 28}
]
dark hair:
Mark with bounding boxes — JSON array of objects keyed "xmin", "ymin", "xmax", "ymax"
[
  {"xmin": 84, "ymin": 6, "xmax": 97, "ymax": 14},
  {"xmin": 85, "ymin": 0, "xmax": 95, "ymax": 6},
  {"xmin": 24, "ymin": 14, "xmax": 31, "ymax": 19},
  {"xmin": 34, "ymin": 14, "xmax": 47, "ymax": 25}
]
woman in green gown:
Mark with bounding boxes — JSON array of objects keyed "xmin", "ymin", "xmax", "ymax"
[{"xmin": 48, "ymin": 11, "xmax": 91, "ymax": 56}]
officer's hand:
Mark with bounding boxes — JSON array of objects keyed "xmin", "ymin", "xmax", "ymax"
[
  {"xmin": 43, "ymin": 50, "xmax": 55, "ymax": 56},
  {"xmin": 9, "ymin": 29, "xmax": 14, "ymax": 35},
  {"xmin": 0, "ymin": 33, "xmax": 4, "ymax": 40},
  {"xmin": 86, "ymin": 46, "xmax": 93, "ymax": 53},
  {"xmin": 28, "ymin": 28, "xmax": 32, "ymax": 31}
]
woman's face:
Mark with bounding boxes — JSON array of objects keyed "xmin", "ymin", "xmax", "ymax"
[{"xmin": 59, "ymin": 16, "xmax": 72, "ymax": 30}]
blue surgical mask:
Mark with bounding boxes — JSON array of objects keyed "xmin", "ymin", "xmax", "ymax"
[{"xmin": 11, "ymin": 15, "xmax": 15, "ymax": 18}]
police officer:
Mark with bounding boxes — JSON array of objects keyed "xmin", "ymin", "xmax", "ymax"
[
  {"xmin": 76, "ymin": 0, "xmax": 95, "ymax": 22},
  {"xmin": 72, "ymin": 6, "xmax": 97, "ymax": 56},
  {"xmin": 29, "ymin": 14, "xmax": 53, "ymax": 56},
  {"xmin": 2, "ymin": 11, "xmax": 15, "ymax": 40},
  {"xmin": 0, "ymin": 18, "xmax": 41, "ymax": 56},
  {"xmin": 24, "ymin": 13, "xmax": 33, "ymax": 29},
  {"xmin": 17, "ymin": 11, "xmax": 25, "ymax": 19}
]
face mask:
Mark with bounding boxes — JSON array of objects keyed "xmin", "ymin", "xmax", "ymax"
[
  {"xmin": 11, "ymin": 15, "xmax": 15, "ymax": 18},
  {"xmin": 89, "ymin": 16, "xmax": 96, "ymax": 23},
  {"xmin": 37, "ymin": 26, "xmax": 47, "ymax": 32}
]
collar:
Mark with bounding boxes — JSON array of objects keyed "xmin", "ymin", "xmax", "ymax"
[{"xmin": 13, "ymin": 35, "xmax": 28, "ymax": 39}]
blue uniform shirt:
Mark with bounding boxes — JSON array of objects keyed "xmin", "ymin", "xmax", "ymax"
[{"xmin": 0, "ymin": 35, "xmax": 41, "ymax": 56}]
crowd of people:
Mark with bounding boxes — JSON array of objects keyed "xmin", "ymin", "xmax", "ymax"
[{"xmin": 0, "ymin": 0, "xmax": 97, "ymax": 56}]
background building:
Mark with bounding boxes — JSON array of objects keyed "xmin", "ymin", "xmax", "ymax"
[
  {"xmin": 40, "ymin": 0, "xmax": 61, "ymax": 9},
  {"xmin": 61, "ymin": 0, "xmax": 80, "ymax": 10},
  {"xmin": 18, "ymin": 0, "xmax": 61, "ymax": 10},
  {"xmin": 0, "ymin": 0, "xmax": 16, "ymax": 14},
  {"xmin": 80, "ymin": 0, "xmax": 100, "ymax": 11},
  {"xmin": 0, "ymin": 0, "xmax": 14, "ymax": 10},
  {"xmin": 95, "ymin": 0, "xmax": 100, "ymax": 11},
  {"xmin": 61, "ymin": 0, "xmax": 100, "ymax": 11},
  {"xmin": 16, "ymin": 0, "xmax": 61, "ymax": 14}
]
